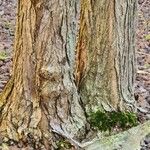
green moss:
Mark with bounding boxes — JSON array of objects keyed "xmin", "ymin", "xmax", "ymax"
[
  {"xmin": 145, "ymin": 34, "xmax": 150, "ymax": 40},
  {"xmin": 0, "ymin": 51, "xmax": 8, "ymax": 60},
  {"xmin": 88, "ymin": 110, "xmax": 138, "ymax": 133},
  {"xmin": 4, "ymin": 21, "xmax": 11, "ymax": 30},
  {"xmin": 56, "ymin": 140, "xmax": 73, "ymax": 150},
  {"xmin": 144, "ymin": 64, "xmax": 150, "ymax": 69}
]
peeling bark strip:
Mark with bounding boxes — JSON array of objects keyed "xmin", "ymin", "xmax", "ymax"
[
  {"xmin": 0, "ymin": 0, "xmax": 86, "ymax": 146},
  {"xmin": 76, "ymin": 0, "xmax": 137, "ymax": 112},
  {"xmin": 75, "ymin": 0, "xmax": 91, "ymax": 87}
]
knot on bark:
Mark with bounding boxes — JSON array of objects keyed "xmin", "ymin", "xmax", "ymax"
[{"xmin": 40, "ymin": 66, "xmax": 62, "ymax": 82}]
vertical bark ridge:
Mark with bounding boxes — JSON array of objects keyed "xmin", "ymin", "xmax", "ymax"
[
  {"xmin": 114, "ymin": 0, "xmax": 137, "ymax": 110},
  {"xmin": 75, "ymin": 0, "xmax": 91, "ymax": 87}
]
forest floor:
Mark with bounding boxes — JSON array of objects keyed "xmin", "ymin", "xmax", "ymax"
[
  {"xmin": 0, "ymin": 0, "xmax": 150, "ymax": 150},
  {"xmin": 135, "ymin": 0, "xmax": 150, "ymax": 123}
]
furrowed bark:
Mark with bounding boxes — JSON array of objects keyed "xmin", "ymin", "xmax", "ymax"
[
  {"xmin": 0, "ymin": 0, "xmax": 86, "ymax": 148},
  {"xmin": 76, "ymin": 0, "xmax": 137, "ymax": 113},
  {"xmin": 0, "ymin": 0, "xmax": 140, "ymax": 149}
]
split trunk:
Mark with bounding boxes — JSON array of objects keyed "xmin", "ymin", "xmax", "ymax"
[{"xmin": 0, "ymin": 0, "xmax": 137, "ymax": 149}]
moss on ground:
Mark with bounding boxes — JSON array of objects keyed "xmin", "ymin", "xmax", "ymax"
[
  {"xmin": 88, "ymin": 110, "xmax": 138, "ymax": 132},
  {"xmin": 0, "ymin": 51, "xmax": 8, "ymax": 60},
  {"xmin": 56, "ymin": 140, "xmax": 73, "ymax": 150}
]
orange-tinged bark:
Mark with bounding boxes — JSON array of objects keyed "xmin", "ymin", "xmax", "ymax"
[{"xmin": 76, "ymin": 0, "xmax": 137, "ymax": 113}]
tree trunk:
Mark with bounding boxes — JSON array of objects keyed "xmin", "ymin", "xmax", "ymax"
[
  {"xmin": 0, "ymin": 0, "xmax": 138, "ymax": 149},
  {"xmin": 0, "ymin": 0, "xmax": 86, "ymax": 148},
  {"xmin": 76, "ymin": 0, "xmax": 137, "ymax": 113}
]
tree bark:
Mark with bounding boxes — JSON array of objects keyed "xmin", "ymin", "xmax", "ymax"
[
  {"xmin": 0, "ymin": 0, "xmax": 86, "ymax": 148},
  {"xmin": 76, "ymin": 0, "xmax": 137, "ymax": 113},
  {"xmin": 0, "ymin": 0, "xmax": 138, "ymax": 149}
]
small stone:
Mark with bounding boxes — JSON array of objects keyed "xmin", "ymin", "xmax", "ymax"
[
  {"xmin": 146, "ymin": 96, "xmax": 150, "ymax": 104},
  {"xmin": 0, "ymin": 80, "xmax": 7, "ymax": 84},
  {"xmin": 3, "ymin": 137, "xmax": 9, "ymax": 142},
  {"xmin": 0, "ymin": 83, "xmax": 4, "ymax": 88},
  {"xmin": 144, "ymin": 135, "xmax": 150, "ymax": 145},
  {"xmin": 17, "ymin": 141, "xmax": 23, "ymax": 148},
  {"xmin": 147, "ymin": 143, "xmax": 150, "ymax": 148},
  {"xmin": 0, "ymin": 61, "xmax": 4, "ymax": 66},
  {"xmin": 0, "ymin": 10, "xmax": 4, "ymax": 16}
]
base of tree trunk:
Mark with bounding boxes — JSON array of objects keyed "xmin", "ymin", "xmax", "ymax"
[{"xmin": 0, "ymin": 121, "xmax": 150, "ymax": 150}]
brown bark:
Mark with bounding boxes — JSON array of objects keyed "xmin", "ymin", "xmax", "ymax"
[
  {"xmin": 0, "ymin": 0, "xmax": 86, "ymax": 149},
  {"xmin": 76, "ymin": 0, "xmax": 137, "ymax": 113},
  {"xmin": 0, "ymin": 0, "xmax": 137, "ymax": 149}
]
